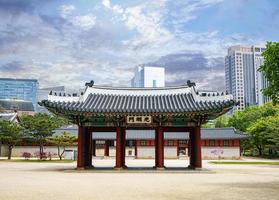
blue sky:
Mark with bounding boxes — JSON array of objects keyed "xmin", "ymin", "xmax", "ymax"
[{"xmin": 0, "ymin": 0, "xmax": 278, "ymax": 91}]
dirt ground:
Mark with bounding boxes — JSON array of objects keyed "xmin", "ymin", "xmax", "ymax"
[{"xmin": 0, "ymin": 158, "xmax": 278, "ymax": 200}]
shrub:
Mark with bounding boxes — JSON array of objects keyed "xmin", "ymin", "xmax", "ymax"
[
  {"xmin": 22, "ymin": 152, "xmax": 32, "ymax": 160},
  {"xmin": 34, "ymin": 151, "xmax": 47, "ymax": 160},
  {"xmin": 47, "ymin": 152, "xmax": 57, "ymax": 160}
]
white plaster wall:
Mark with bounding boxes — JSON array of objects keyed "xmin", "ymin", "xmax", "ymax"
[
  {"xmin": 109, "ymin": 147, "xmax": 116, "ymax": 156},
  {"xmin": 164, "ymin": 147, "xmax": 177, "ymax": 158},
  {"xmin": 137, "ymin": 147, "xmax": 155, "ymax": 158},
  {"xmin": 95, "ymin": 148, "xmax": 104, "ymax": 156},
  {"xmin": 126, "ymin": 147, "xmax": 135, "ymax": 157},
  {"xmin": 0, "ymin": 145, "xmax": 241, "ymax": 159},
  {"xmin": 136, "ymin": 147, "xmax": 177, "ymax": 158},
  {"xmin": 1, "ymin": 145, "xmax": 77, "ymax": 158},
  {"xmin": 202, "ymin": 147, "xmax": 240, "ymax": 159}
]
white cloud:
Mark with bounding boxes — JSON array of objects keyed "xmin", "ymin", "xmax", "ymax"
[
  {"xmin": 71, "ymin": 14, "xmax": 96, "ymax": 30},
  {"xmin": 59, "ymin": 4, "xmax": 96, "ymax": 30},
  {"xmin": 102, "ymin": 0, "xmax": 172, "ymax": 53},
  {"xmin": 60, "ymin": 4, "xmax": 76, "ymax": 18},
  {"xmin": 102, "ymin": 0, "xmax": 111, "ymax": 9},
  {"xmin": 1, "ymin": 0, "xmax": 269, "ymax": 91}
]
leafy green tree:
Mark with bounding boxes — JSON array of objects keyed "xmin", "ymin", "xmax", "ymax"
[
  {"xmin": 0, "ymin": 120, "xmax": 23, "ymax": 159},
  {"xmin": 20, "ymin": 113, "xmax": 66, "ymax": 159},
  {"xmin": 214, "ymin": 115, "xmax": 229, "ymax": 128},
  {"xmin": 228, "ymin": 103, "xmax": 279, "ymax": 132},
  {"xmin": 229, "ymin": 103, "xmax": 279, "ymax": 156},
  {"xmin": 49, "ymin": 131, "xmax": 77, "ymax": 160},
  {"xmin": 201, "ymin": 115, "xmax": 229, "ymax": 128},
  {"xmin": 248, "ymin": 115, "xmax": 279, "ymax": 156},
  {"xmin": 228, "ymin": 106, "xmax": 262, "ymax": 132},
  {"xmin": 258, "ymin": 41, "xmax": 279, "ymax": 105}
]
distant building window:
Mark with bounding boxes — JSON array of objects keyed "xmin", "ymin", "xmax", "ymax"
[
  {"xmin": 255, "ymin": 48, "xmax": 260, "ymax": 52},
  {"xmin": 167, "ymin": 140, "xmax": 174, "ymax": 146},
  {"xmin": 179, "ymin": 140, "xmax": 187, "ymax": 145},
  {"xmin": 209, "ymin": 140, "xmax": 215, "ymax": 146},
  {"xmin": 223, "ymin": 140, "xmax": 229, "ymax": 146},
  {"xmin": 152, "ymin": 80, "xmax": 157, "ymax": 87},
  {"xmin": 140, "ymin": 140, "xmax": 147, "ymax": 146}
]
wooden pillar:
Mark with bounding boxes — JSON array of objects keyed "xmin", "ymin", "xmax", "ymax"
[
  {"xmin": 187, "ymin": 139, "xmax": 190, "ymax": 157},
  {"xmin": 92, "ymin": 140, "xmax": 96, "ymax": 157},
  {"xmin": 122, "ymin": 128, "xmax": 126, "ymax": 168},
  {"xmin": 189, "ymin": 127, "xmax": 202, "ymax": 169},
  {"xmin": 77, "ymin": 126, "xmax": 92, "ymax": 169},
  {"xmin": 77, "ymin": 126, "xmax": 84, "ymax": 168},
  {"xmin": 154, "ymin": 129, "xmax": 158, "ymax": 167},
  {"xmin": 104, "ymin": 140, "xmax": 109, "ymax": 156},
  {"xmin": 115, "ymin": 127, "xmax": 126, "ymax": 169},
  {"xmin": 177, "ymin": 140, "xmax": 180, "ymax": 157},
  {"xmin": 155, "ymin": 126, "xmax": 165, "ymax": 169},
  {"xmin": 84, "ymin": 128, "xmax": 92, "ymax": 167},
  {"xmin": 134, "ymin": 140, "xmax": 138, "ymax": 158}
]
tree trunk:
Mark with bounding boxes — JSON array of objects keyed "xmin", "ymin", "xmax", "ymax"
[
  {"xmin": 8, "ymin": 145, "xmax": 13, "ymax": 160},
  {"xmin": 258, "ymin": 147, "xmax": 262, "ymax": 156},
  {"xmin": 39, "ymin": 142, "xmax": 44, "ymax": 159},
  {"xmin": 58, "ymin": 146, "xmax": 62, "ymax": 160}
]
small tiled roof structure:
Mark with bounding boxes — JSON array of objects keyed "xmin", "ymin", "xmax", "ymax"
[
  {"xmin": 54, "ymin": 126, "xmax": 249, "ymax": 140},
  {"xmin": 40, "ymin": 81, "xmax": 236, "ymax": 117},
  {"xmin": 0, "ymin": 112, "xmax": 18, "ymax": 122},
  {"xmin": 0, "ymin": 99, "xmax": 34, "ymax": 112}
]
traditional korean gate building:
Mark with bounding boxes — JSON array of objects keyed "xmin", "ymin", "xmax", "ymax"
[{"xmin": 40, "ymin": 81, "xmax": 236, "ymax": 169}]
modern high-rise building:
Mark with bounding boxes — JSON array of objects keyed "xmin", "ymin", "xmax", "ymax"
[
  {"xmin": 0, "ymin": 78, "xmax": 39, "ymax": 112},
  {"xmin": 225, "ymin": 45, "xmax": 268, "ymax": 111},
  {"xmin": 131, "ymin": 66, "xmax": 165, "ymax": 87}
]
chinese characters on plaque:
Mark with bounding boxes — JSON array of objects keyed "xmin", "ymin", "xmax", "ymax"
[{"xmin": 127, "ymin": 116, "xmax": 152, "ymax": 124}]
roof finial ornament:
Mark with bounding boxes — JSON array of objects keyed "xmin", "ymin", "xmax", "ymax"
[
  {"xmin": 85, "ymin": 80, "xmax": 94, "ymax": 87},
  {"xmin": 186, "ymin": 80, "xmax": 196, "ymax": 87}
]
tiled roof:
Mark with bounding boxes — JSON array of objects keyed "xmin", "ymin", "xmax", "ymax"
[
  {"xmin": 40, "ymin": 84, "xmax": 235, "ymax": 115},
  {"xmin": 0, "ymin": 112, "xmax": 18, "ymax": 122},
  {"xmin": 54, "ymin": 127, "xmax": 249, "ymax": 140}
]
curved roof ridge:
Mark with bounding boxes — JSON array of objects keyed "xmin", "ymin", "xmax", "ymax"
[
  {"xmin": 201, "ymin": 127, "xmax": 235, "ymax": 130},
  {"xmin": 80, "ymin": 84, "xmax": 195, "ymax": 100},
  {"xmin": 89, "ymin": 84, "xmax": 191, "ymax": 90}
]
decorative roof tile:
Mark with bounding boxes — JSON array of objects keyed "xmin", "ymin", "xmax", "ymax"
[{"xmin": 40, "ymin": 84, "xmax": 235, "ymax": 115}]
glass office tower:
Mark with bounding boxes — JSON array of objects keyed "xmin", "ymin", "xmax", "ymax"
[{"xmin": 0, "ymin": 78, "xmax": 39, "ymax": 112}]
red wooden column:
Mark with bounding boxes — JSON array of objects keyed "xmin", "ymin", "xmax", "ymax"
[
  {"xmin": 92, "ymin": 140, "xmax": 96, "ymax": 157},
  {"xmin": 154, "ymin": 128, "xmax": 158, "ymax": 167},
  {"xmin": 134, "ymin": 140, "xmax": 138, "ymax": 158},
  {"xmin": 104, "ymin": 140, "xmax": 109, "ymax": 156},
  {"xmin": 77, "ymin": 126, "xmax": 84, "ymax": 169},
  {"xmin": 121, "ymin": 128, "xmax": 127, "ymax": 168},
  {"xmin": 77, "ymin": 126, "xmax": 92, "ymax": 169},
  {"xmin": 155, "ymin": 126, "xmax": 165, "ymax": 169},
  {"xmin": 84, "ymin": 128, "xmax": 92, "ymax": 167},
  {"xmin": 189, "ymin": 127, "xmax": 202, "ymax": 169},
  {"xmin": 115, "ymin": 127, "xmax": 126, "ymax": 169},
  {"xmin": 177, "ymin": 140, "xmax": 180, "ymax": 157}
]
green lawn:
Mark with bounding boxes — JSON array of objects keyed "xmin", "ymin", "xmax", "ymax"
[
  {"xmin": 0, "ymin": 159, "xmax": 75, "ymax": 163},
  {"xmin": 209, "ymin": 161, "xmax": 279, "ymax": 165}
]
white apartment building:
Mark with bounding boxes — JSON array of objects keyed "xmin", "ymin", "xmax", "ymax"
[
  {"xmin": 131, "ymin": 66, "xmax": 165, "ymax": 87},
  {"xmin": 225, "ymin": 45, "xmax": 268, "ymax": 111}
]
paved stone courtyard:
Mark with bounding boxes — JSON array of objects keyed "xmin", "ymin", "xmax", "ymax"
[{"xmin": 0, "ymin": 158, "xmax": 279, "ymax": 200}]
